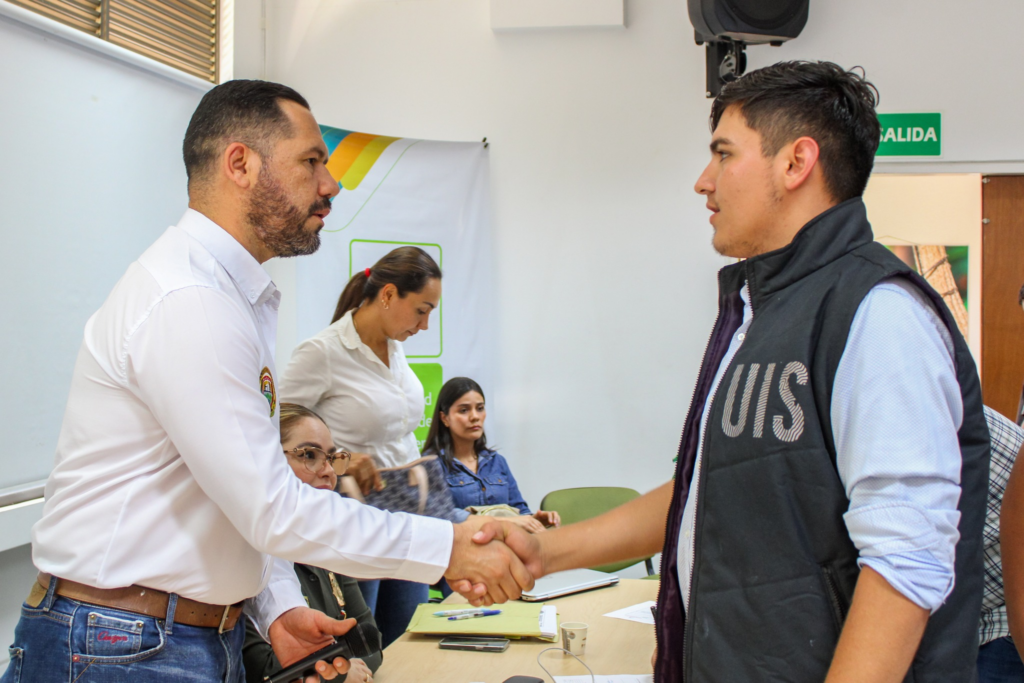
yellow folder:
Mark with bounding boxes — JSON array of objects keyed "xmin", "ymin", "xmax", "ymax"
[{"xmin": 405, "ymin": 602, "xmax": 557, "ymax": 641}]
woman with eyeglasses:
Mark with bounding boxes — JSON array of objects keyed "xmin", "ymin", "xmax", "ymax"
[{"xmin": 242, "ymin": 403, "xmax": 382, "ymax": 683}]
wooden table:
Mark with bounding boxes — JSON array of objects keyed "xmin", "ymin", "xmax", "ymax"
[{"xmin": 375, "ymin": 579, "xmax": 658, "ymax": 682}]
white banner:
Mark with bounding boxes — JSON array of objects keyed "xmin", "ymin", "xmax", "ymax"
[{"xmin": 291, "ymin": 126, "xmax": 494, "ymax": 449}]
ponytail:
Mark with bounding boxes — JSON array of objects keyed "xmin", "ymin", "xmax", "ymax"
[
  {"xmin": 332, "ymin": 272, "xmax": 369, "ymax": 323},
  {"xmin": 331, "ymin": 246, "xmax": 442, "ymax": 324}
]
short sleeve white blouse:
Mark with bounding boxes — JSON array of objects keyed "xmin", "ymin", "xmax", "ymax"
[{"xmin": 279, "ymin": 309, "xmax": 424, "ymax": 468}]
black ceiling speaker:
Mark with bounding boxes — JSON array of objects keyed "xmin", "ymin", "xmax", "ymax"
[{"xmin": 689, "ymin": 0, "xmax": 809, "ymax": 98}]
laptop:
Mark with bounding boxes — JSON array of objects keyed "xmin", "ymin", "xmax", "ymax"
[{"xmin": 520, "ymin": 568, "xmax": 620, "ymax": 602}]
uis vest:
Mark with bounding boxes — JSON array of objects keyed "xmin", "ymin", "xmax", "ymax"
[{"xmin": 654, "ymin": 199, "xmax": 990, "ymax": 682}]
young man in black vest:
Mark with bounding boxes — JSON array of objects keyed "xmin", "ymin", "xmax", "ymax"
[{"xmin": 461, "ymin": 61, "xmax": 990, "ymax": 682}]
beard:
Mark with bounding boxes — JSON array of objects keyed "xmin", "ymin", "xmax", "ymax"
[{"xmin": 246, "ymin": 166, "xmax": 330, "ymax": 258}]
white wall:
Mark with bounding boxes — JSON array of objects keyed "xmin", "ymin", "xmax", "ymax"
[
  {"xmin": 255, "ymin": 0, "xmax": 1024, "ymax": 515},
  {"xmin": 745, "ymin": 0, "xmax": 1024, "ymax": 172}
]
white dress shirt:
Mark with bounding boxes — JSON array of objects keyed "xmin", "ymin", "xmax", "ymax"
[
  {"xmin": 32, "ymin": 210, "xmax": 453, "ymax": 634},
  {"xmin": 679, "ymin": 279, "xmax": 963, "ymax": 613},
  {"xmin": 280, "ymin": 309, "xmax": 424, "ymax": 468}
]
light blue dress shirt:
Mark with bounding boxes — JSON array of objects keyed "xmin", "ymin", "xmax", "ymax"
[
  {"xmin": 679, "ymin": 278, "xmax": 962, "ymax": 613},
  {"xmin": 832, "ymin": 278, "xmax": 961, "ymax": 612}
]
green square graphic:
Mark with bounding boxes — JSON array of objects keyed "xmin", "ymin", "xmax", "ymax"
[
  {"xmin": 877, "ymin": 113, "xmax": 941, "ymax": 157},
  {"xmin": 410, "ymin": 363, "xmax": 443, "ymax": 452}
]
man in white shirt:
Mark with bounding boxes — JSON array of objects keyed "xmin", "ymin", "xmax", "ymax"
[
  {"xmin": 4, "ymin": 80, "xmax": 529, "ymax": 683},
  {"xmin": 461, "ymin": 61, "xmax": 990, "ymax": 682}
]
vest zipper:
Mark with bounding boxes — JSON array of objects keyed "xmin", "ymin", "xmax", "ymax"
[
  {"xmin": 655, "ymin": 322, "xmax": 717, "ymax": 683},
  {"xmin": 820, "ymin": 564, "xmax": 845, "ymax": 633},
  {"xmin": 683, "ymin": 368, "xmax": 725, "ymax": 682},
  {"xmin": 683, "ymin": 400, "xmax": 711, "ymax": 681},
  {"xmin": 656, "ymin": 284, "xmax": 746, "ymax": 683},
  {"xmin": 683, "ymin": 298, "xmax": 748, "ymax": 682}
]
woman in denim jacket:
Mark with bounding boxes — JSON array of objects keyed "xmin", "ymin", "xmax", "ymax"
[{"xmin": 422, "ymin": 377, "xmax": 560, "ymax": 533}]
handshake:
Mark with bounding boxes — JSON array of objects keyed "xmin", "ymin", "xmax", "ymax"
[{"xmin": 443, "ymin": 518, "xmax": 549, "ymax": 605}]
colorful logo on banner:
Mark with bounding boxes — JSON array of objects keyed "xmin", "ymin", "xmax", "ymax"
[{"xmin": 320, "ymin": 126, "xmax": 400, "ymax": 190}]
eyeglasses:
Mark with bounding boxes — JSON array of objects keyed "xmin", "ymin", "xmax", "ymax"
[{"xmin": 285, "ymin": 446, "xmax": 352, "ymax": 475}]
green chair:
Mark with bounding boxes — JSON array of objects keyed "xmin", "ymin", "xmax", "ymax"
[{"xmin": 539, "ymin": 486, "xmax": 656, "ymax": 576}]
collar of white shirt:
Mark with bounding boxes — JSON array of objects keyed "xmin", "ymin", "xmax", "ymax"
[
  {"xmin": 177, "ymin": 208, "xmax": 277, "ymax": 307},
  {"xmin": 336, "ymin": 308, "xmax": 398, "ymax": 363}
]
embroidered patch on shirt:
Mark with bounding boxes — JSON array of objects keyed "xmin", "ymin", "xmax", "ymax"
[{"xmin": 260, "ymin": 367, "xmax": 276, "ymax": 417}]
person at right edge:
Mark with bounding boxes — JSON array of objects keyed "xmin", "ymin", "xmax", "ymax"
[{"xmin": 460, "ymin": 61, "xmax": 991, "ymax": 682}]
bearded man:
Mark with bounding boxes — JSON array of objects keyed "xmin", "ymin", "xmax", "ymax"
[{"xmin": 4, "ymin": 80, "xmax": 530, "ymax": 683}]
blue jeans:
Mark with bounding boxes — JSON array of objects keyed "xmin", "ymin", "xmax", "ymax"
[
  {"xmin": 358, "ymin": 579, "xmax": 428, "ymax": 649},
  {"xmin": 979, "ymin": 636, "xmax": 1024, "ymax": 683},
  {"xmin": 2, "ymin": 578, "xmax": 244, "ymax": 682}
]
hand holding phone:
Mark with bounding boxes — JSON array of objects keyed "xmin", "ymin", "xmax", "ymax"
[{"xmin": 264, "ymin": 622, "xmax": 381, "ymax": 682}]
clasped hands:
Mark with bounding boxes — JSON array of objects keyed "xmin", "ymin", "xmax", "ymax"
[
  {"xmin": 444, "ymin": 518, "xmax": 546, "ymax": 606},
  {"xmin": 345, "ymin": 457, "xmax": 549, "ymax": 603}
]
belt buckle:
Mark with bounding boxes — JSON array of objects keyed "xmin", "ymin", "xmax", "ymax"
[{"xmin": 217, "ymin": 605, "xmax": 232, "ymax": 634}]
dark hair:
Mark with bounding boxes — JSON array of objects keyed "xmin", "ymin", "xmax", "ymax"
[
  {"xmin": 279, "ymin": 402, "xmax": 327, "ymax": 444},
  {"xmin": 710, "ymin": 61, "xmax": 881, "ymax": 203},
  {"xmin": 421, "ymin": 377, "xmax": 488, "ymax": 467},
  {"xmin": 183, "ymin": 79, "xmax": 311, "ymax": 189},
  {"xmin": 332, "ymin": 246, "xmax": 442, "ymax": 323}
]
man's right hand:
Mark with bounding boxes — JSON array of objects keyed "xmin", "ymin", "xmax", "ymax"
[
  {"xmin": 346, "ymin": 453, "xmax": 382, "ymax": 494},
  {"xmin": 447, "ymin": 521, "xmax": 545, "ymax": 604},
  {"xmin": 268, "ymin": 608, "xmax": 355, "ymax": 683},
  {"xmin": 445, "ymin": 521, "xmax": 536, "ymax": 605}
]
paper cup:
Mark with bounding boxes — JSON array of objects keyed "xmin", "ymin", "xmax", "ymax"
[{"xmin": 560, "ymin": 621, "xmax": 589, "ymax": 656}]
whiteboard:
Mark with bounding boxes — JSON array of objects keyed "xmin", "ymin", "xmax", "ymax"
[{"xmin": 0, "ymin": 14, "xmax": 207, "ymax": 491}]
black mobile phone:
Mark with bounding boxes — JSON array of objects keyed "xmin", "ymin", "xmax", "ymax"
[
  {"xmin": 438, "ymin": 636, "xmax": 510, "ymax": 652},
  {"xmin": 264, "ymin": 622, "xmax": 381, "ymax": 683}
]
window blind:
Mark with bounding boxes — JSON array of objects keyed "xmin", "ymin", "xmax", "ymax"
[{"xmin": 7, "ymin": 0, "xmax": 217, "ymax": 82}]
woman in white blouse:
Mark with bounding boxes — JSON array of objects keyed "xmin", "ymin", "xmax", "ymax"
[{"xmin": 280, "ymin": 246, "xmax": 441, "ymax": 647}]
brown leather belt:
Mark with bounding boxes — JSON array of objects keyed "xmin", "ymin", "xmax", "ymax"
[{"xmin": 32, "ymin": 573, "xmax": 243, "ymax": 632}]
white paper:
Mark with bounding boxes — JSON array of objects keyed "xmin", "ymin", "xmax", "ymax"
[
  {"xmin": 540, "ymin": 604, "xmax": 558, "ymax": 639},
  {"xmin": 553, "ymin": 676, "xmax": 653, "ymax": 683},
  {"xmin": 602, "ymin": 600, "xmax": 657, "ymax": 625}
]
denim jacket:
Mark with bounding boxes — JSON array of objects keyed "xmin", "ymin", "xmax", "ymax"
[{"xmin": 437, "ymin": 450, "xmax": 532, "ymax": 522}]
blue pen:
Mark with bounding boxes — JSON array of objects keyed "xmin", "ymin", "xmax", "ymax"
[
  {"xmin": 448, "ymin": 610, "xmax": 501, "ymax": 621},
  {"xmin": 434, "ymin": 608, "xmax": 488, "ymax": 617}
]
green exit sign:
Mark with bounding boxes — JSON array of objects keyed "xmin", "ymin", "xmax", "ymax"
[{"xmin": 877, "ymin": 113, "xmax": 941, "ymax": 157}]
